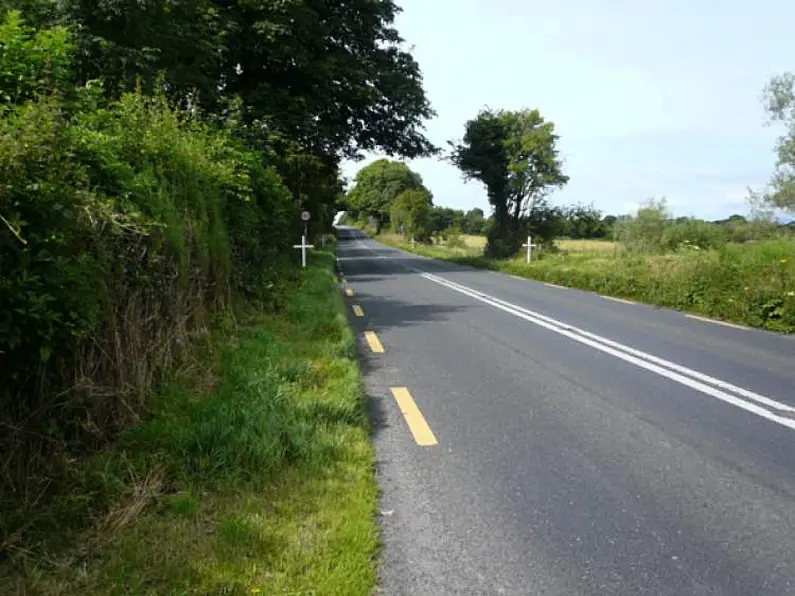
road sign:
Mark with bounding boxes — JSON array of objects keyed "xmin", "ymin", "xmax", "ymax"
[{"xmin": 301, "ymin": 210, "xmax": 311, "ymax": 222}]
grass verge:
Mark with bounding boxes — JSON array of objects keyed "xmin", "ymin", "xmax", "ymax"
[
  {"xmin": 378, "ymin": 234, "xmax": 795, "ymax": 333},
  {"xmin": 1, "ymin": 250, "xmax": 378, "ymax": 596}
]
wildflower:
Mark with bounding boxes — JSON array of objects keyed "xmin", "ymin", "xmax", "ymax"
[
  {"xmin": 788, "ymin": 291, "xmax": 795, "ymax": 297},
  {"xmin": 781, "ymin": 258, "xmax": 789, "ymax": 264}
]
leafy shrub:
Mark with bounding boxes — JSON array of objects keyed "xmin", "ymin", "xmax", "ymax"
[
  {"xmin": 390, "ymin": 188, "xmax": 434, "ymax": 242},
  {"xmin": 0, "ymin": 13, "xmax": 296, "ymax": 532},
  {"xmin": 445, "ymin": 228, "xmax": 466, "ymax": 248},
  {"xmin": 663, "ymin": 219, "xmax": 727, "ymax": 250},
  {"xmin": 614, "ymin": 197, "xmax": 669, "ymax": 252},
  {"xmin": 0, "ymin": 10, "xmax": 73, "ymax": 105}
]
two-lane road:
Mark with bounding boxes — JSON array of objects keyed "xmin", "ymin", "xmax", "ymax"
[{"xmin": 336, "ymin": 227, "xmax": 795, "ymax": 595}]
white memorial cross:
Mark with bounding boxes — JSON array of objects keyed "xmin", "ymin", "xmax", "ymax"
[
  {"xmin": 293, "ymin": 234, "xmax": 314, "ymax": 268},
  {"xmin": 522, "ymin": 235, "xmax": 537, "ymax": 263}
]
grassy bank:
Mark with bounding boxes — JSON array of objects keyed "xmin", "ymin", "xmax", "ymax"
[
  {"xmin": 1, "ymin": 251, "xmax": 378, "ymax": 596},
  {"xmin": 379, "ymin": 233, "xmax": 795, "ymax": 332}
]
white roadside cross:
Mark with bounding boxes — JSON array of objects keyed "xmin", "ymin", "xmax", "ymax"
[
  {"xmin": 293, "ymin": 234, "xmax": 314, "ymax": 268},
  {"xmin": 522, "ymin": 235, "xmax": 537, "ymax": 263}
]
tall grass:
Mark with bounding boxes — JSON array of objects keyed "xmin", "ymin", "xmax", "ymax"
[
  {"xmin": 2, "ymin": 252, "xmax": 379, "ymax": 595},
  {"xmin": 500, "ymin": 238, "xmax": 795, "ymax": 330},
  {"xmin": 378, "ymin": 231, "xmax": 795, "ymax": 332}
]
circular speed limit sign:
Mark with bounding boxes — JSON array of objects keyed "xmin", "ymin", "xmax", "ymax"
[{"xmin": 301, "ymin": 210, "xmax": 311, "ymax": 222}]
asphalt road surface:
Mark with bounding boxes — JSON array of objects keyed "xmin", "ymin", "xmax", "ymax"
[{"xmin": 335, "ymin": 227, "xmax": 795, "ymax": 596}]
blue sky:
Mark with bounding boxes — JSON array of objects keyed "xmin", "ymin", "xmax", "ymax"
[{"xmin": 341, "ymin": 0, "xmax": 795, "ymax": 221}]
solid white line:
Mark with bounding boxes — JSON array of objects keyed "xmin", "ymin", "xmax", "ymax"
[
  {"xmin": 685, "ymin": 314, "xmax": 749, "ymax": 330},
  {"xmin": 337, "ymin": 256, "xmax": 395, "ymax": 261},
  {"xmin": 601, "ymin": 295, "xmax": 636, "ymax": 305},
  {"xmin": 419, "ymin": 272, "xmax": 795, "ymax": 430},
  {"xmin": 423, "ymin": 272, "xmax": 795, "ymax": 413},
  {"xmin": 352, "ymin": 239, "xmax": 795, "ymax": 426}
]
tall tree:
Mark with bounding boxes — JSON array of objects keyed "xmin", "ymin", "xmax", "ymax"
[
  {"xmin": 345, "ymin": 158, "xmax": 429, "ymax": 231},
  {"xmin": 220, "ymin": 0, "xmax": 438, "ymax": 160},
  {"xmin": 762, "ymin": 72, "xmax": 795, "ymax": 213},
  {"xmin": 390, "ymin": 188, "xmax": 433, "ymax": 241},
  {"xmin": 7, "ymin": 0, "xmax": 438, "ymax": 160},
  {"xmin": 431, "ymin": 206, "xmax": 464, "ymax": 232},
  {"xmin": 462, "ymin": 207, "xmax": 485, "ymax": 234},
  {"xmin": 449, "ymin": 108, "xmax": 568, "ymax": 257}
]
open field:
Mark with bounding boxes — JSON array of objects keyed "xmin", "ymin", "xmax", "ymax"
[
  {"xmin": 557, "ymin": 238, "xmax": 618, "ymax": 253},
  {"xmin": 432, "ymin": 234, "xmax": 617, "ymax": 254},
  {"xmin": 2, "ymin": 251, "xmax": 378, "ymax": 596},
  {"xmin": 377, "ymin": 233, "xmax": 795, "ymax": 332},
  {"xmin": 459, "ymin": 234, "xmax": 488, "ymax": 249}
]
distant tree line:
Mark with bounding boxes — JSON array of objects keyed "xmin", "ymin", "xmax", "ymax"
[
  {"xmin": 342, "ymin": 171, "xmax": 794, "ymax": 250},
  {"xmin": 343, "ymin": 70, "xmax": 795, "ymax": 256}
]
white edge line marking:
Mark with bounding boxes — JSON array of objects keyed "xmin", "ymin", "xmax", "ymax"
[
  {"xmin": 423, "ymin": 271, "xmax": 794, "ymax": 413},
  {"xmin": 601, "ymin": 295, "xmax": 636, "ymax": 305},
  {"xmin": 686, "ymin": 314, "xmax": 749, "ymax": 330},
  {"xmin": 337, "ymin": 256, "xmax": 395, "ymax": 261},
  {"xmin": 351, "ymin": 237, "xmax": 794, "ymax": 426},
  {"xmin": 419, "ymin": 272, "xmax": 795, "ymax": 429}
]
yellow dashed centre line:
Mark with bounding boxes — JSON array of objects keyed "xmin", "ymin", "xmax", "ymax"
[
  {"xmin": 364, "ymin": 331, "xmax": 384, "ymax": 353},
  {"xmin": 352, "ymin": 304, "xmax": 364, "ymax": 317},
  {"xmin": 390, "ymin": 387, "xmax": 438, "ymax": 447},
  {"xmin": 601, "ymin": 295, "xmax": 636, "ymax": 305},
  {"xmin": 685, "ymin": 314, "xmax": 749, "ymax": 330},
  {"xmin": 345, "ymin": 287, "xmax": 354, "ymax": 296}
]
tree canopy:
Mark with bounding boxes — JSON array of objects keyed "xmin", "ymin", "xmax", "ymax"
[
  {"xmin": 762, "ymin": 72, "xmax": 795, "ymax": 213},
  {"xmin": 449, "ymin": 108, "xmax": 568, "ymax": 257},
  {"xmin": 391, "ymin": 189, "xmax": 434, "ymax": 241},
  {"xmin": 344, "ymin": 158, "xmax": 431, "ymax": 231},
  {"xmin": 19, "ymin": 0, "xmax": 438, "ymax": 162}
]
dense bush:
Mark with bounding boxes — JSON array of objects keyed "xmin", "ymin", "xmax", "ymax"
[
  {"xmin": 612, "ymin": 197, "xmax": 794, "ymax": 254},
  {"xmin": 390, "ymin": 188, "xmax": 434, "ymax": 242},
  {"xmin": 497, "ymin": 239, "xmax": 795, "ymax": 331},
  {"xmin": 613, "ymin": 197, "xmax": 669, "ymax": 252},
  {"xmin": 0, "ymin": 11, "xmax": 72, "ymax": 104},
  {"xmin": 661, "ymin": 219, "xmax": 725, "ymax": 250},
  {"xmin": 0, "ymin": 13, "xmax": 295, "ymax": 525}
]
